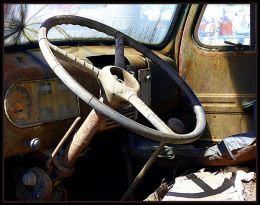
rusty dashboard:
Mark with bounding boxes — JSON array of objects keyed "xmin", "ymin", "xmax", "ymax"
[{"xmin": 3, "ymin": 45, "xmax": 178, "ymax": 158}]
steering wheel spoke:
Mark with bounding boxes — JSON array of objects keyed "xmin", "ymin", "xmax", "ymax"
[
  {"xmin": 128, "ymin": 94, "xmax": 173, "ymax": 134},
  {"xmin": 48, "ymin": 42, "xmax": 100, "ymax": 77}
]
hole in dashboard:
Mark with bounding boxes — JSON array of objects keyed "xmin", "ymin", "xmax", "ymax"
[{"xmin": 87, "ymin": 55, "xmax": 130, "ymax": 69}]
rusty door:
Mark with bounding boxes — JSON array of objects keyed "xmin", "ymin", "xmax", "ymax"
[{"xmin": 178, "ymin": 4, "xmax": 256, "ymax": 143}]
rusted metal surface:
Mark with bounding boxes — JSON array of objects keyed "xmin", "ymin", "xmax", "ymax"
[
  {"xmin": 63, "ymin": 45, "xmax": 146, "ymax": 58},
  {"xmin": 200, "ymin": 113, "xmax": 255, "ymax": 143},
  {"xmin": 178, "ymin": 5, "xmax": 256, "ymax": 142},
  {"xmin": 3, "ymin": 43, "xmax": 178, "ymax": 158},
  {"xmin": 60, "ymin": 108, "xmax": 104, "ymax": 169},
  {"xmin": 197, "ymin": 93, "xmax": 256, "ymax": 113},
  {"xmin": 161, "ymin": 6, "xmax": 190, "ymax": 70},
  {"xmin": 3, "ymin": 46, "xmax": 148, "ymax": 158},
  {"xmin": 155, "ymin": 143, "xmax": 256, "ymax": 168},
  {"xmin": 195, "ymin": 143, "xmax": 256, "ymax": 167},
  {"xmin": 3, "ymin": 50, "xmax": 98, "ymax": 158},
  {"xmin": 4, "ymin": 78, "xmax": 80, "ymax": 128}
]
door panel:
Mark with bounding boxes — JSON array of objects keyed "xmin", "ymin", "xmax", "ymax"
[{"xmin": 179, "ymin": 5, "xmax": 256, "ymax": 143}]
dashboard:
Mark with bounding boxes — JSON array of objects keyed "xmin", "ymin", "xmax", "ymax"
[{"xmin": 3, "ymin": 45, "xmax": 178, "ymax": 158}]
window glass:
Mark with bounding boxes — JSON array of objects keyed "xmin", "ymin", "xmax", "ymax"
[
  {"xmin": 197, "ymin": 4, "xmax": 250, "ymax": 46},
  {"xmin": 4, "ymin": 4, "xmax": 178, "ymax": 46}
]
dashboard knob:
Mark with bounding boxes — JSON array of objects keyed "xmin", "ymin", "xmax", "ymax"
[
  {"xmin": 22, "ymin": 170, "xmax": 36, "ymax": 186},
  {"xmin": 26, "ymin": 138, "xmax": 40, "ymax": 150}
]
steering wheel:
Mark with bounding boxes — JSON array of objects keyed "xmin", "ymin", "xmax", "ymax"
[{"xmin": 38, "ymin": 15, "xmax": 206, "ymax": 144}]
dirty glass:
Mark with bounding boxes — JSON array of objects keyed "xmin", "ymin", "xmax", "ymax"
[
  {"xmin": 197, "ymin": 4, "xmax": 250, "ymax": 46},
  {"xmin": 4, "ymin": 4, "xmax": 178, "ymax": 46}
]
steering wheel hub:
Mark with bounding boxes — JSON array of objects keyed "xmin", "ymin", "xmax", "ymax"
[{"xmin": 98, "ymin": 66, "xmax": 140, "ymax": 106}]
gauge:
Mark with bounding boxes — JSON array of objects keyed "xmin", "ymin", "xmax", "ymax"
[
  {"xmin": 4, "ymin": 84, "xmax": 32, "ymax": 126},
  {"xmin": 4, "ymin": 79, "xmax": 80, "ymax": 128}
]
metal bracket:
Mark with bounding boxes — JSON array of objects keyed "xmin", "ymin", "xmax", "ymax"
[{"xmin": 138, "ymin": 67, "xmax": 151, "ymax": 106}]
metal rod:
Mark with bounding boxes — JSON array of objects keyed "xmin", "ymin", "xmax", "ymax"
[
  {"xmin": 122, "ymin": 146, "xmax": 135, "ymax": 200},
  {"xmin": 121, "ymin": 94, "xmax": 174, "ymax": 201},
  {"xmin": 114, "ymin": 32, "xmax": 125, "ymax": 69},
  {"xmin": 120, "ymin": 142, "xmax": 166, "ymax": 201},
  {"xmin": 46, "ymin": 116, "xmax": 81, "ymax": 168}
]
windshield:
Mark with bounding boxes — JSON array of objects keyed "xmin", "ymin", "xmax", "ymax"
[{"xmin": 4, "ymin": 4, "xmax": 178, "ymax": 46}]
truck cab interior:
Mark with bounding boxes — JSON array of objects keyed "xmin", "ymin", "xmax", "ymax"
[{"xmin": 3, "ymin": 4, "xmax": 256, "ymax": 201}]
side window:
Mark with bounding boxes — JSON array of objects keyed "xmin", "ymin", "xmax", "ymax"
[{"xmin": 196, "ymin": 4, "xmax": 251, "ymax": 47}]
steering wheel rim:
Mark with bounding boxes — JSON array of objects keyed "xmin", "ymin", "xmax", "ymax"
[{"xmin": 38, "ymin": 15, "xmax": 206, "ymax": 144}]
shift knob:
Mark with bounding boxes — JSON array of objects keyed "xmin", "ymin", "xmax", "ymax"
[{"xmin": 167, "ymin": 118, "xmax": 185, "ymax": 134}]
